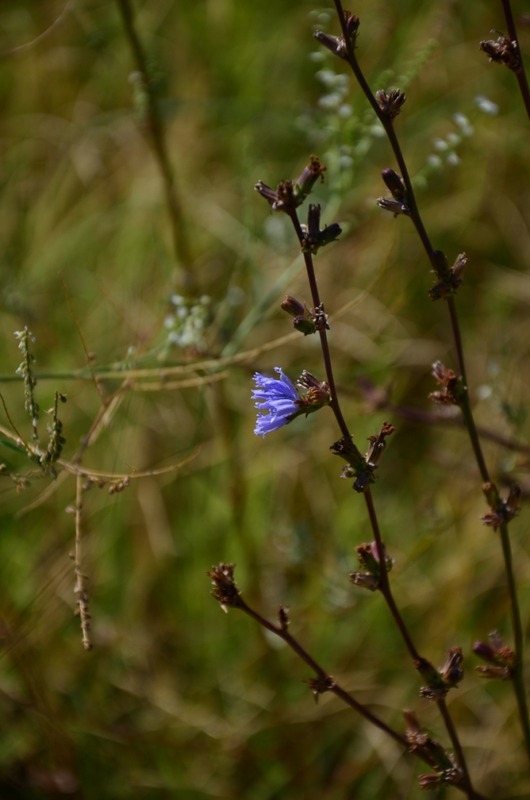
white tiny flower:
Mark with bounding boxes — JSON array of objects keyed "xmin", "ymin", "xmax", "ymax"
[
  {"xmin": 318, "ymin": 92, "xmax": 343, "ymax": 110},
  {"xmin": 475, "ymin": 95, "xmax": 499, "ymax": 115},
  {"xmin": 453, "ymin": 113, "xmax": 473, "ymax": 136},
  {"xmin": 427, "ymin": 154, "xmax": 442, "ymax": 168}
]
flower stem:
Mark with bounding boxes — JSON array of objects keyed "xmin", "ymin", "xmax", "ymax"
[
  {"xmin": 501, "ymin": 0, "xmax": 530, "ymax": 121},
  {"xmin": 232, "ymin": 586, "xmax": 488, "ymax": 799},
  {"xmin": 287, "ymin": 210, "xmax": 352, "ymax": 442},
  {"xmin": 331, "ymin": 0, "xmax": 530, "ymax": 766},
  {"xmin": 498, "ymin": 520, "xmax": 530, "ymax": 764}
]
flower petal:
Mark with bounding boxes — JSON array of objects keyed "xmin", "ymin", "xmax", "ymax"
[{"xmin": 252, "ymin": 368, "xmax": 300, "ymax": 437}]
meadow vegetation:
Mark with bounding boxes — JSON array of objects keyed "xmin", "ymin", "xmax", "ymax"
[{"xmin": 1, "ymin": 1, "xmax": 530, "ymax": 798}]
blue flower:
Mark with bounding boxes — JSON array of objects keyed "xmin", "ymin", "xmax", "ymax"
[{"xmin": 252, "ymin": 367, "xmax": 301, "ymax": 437}]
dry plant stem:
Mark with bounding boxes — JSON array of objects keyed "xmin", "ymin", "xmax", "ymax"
[
  {"xmin": 498, "ymin": 519, "xmax": 530, "ymax": 759},
  {"xmin": 115, "ymin": 0, "xmax": 195, "ymax": 292},
  {"xmin": 365, "ymin": 490, "xmax": 478, "ymax": 800},
  {"xmin": 446, "ymin": 298, "xmax": 489, "ymax": 482},
  {"xmin": 73, "ymin": 474, "xmax": 92, "ymax": 651},
  {"xmin": 287, "ymin": 210, "xmax": 351, "ymax": 440},
  {"xmin": 332, "ymin": 0, "xmax": 530, "ymax": 765},
  {"xmin": 363, "ymin": 490, "xmax": 420, "ymax": 662},
  {"xmin": 240, "ymin": 601, "xmax": 398, "ymax": 746},
  {"xmin": 287, "ymin": 210, "xmax": 477, "ymax": 795},
  {"xmin": 501, "ymin": 0, "xmax": 530, "ymax": 120},
  {"xmin": 236, "ymin": 594, "xmax": 488, "ymax": 799},
  {"xmin": 437, "ymin": 697, "xmax": 479, "ymax": 800},
  {"xmin": 239, "ymin": 598, "xmax": 405, "ymax": 738},
  {"xmin": 366, "ymin": 395, "xmax": 530, "ymax": 455}
]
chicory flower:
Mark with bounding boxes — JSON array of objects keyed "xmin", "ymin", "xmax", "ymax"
[{"xmin": 252, "ymin": 367, "xmax": 301, "ymax": 437}]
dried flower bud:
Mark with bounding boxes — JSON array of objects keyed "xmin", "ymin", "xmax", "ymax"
[
  {"xmin": 381, "ymin": 168, "xmax": 407, "ymax": 201},
  {"xmin": 429, "ymin": 361, "xmax": 464, "ymax": 405},
  {"xmin": 452, "ymin": 252, "xmax": 468, "ymax": 279},
  {"xmin": 481, "ymin": 32, "xmax": 521, "ymax": 71},
  {"xmin": 350, "ymin": 571, "xmax": 381, "ymax": 591},
  {"xmin": 476, "ymin": 664, "xmax": 513, "ymax": 679},
  {"xmin": 255, "ymin": 180, "xmax": 280, "ymax": 207},
  {"xmin": 481, "ymin": 482, "xmax": 521, "ymax": 528},
  {"xmin": 314, "ymin": 13, "xmax": 359, "ymax": 60},
  {"xmin": 301, "ymin": 203, "xmax": 341, "ymax": 254},
  {"xmin": 350, "ymin": 541, "xmax": 393, "ymax": 591},
  {"xmin": 376, "ymin": 88, "xmax": 407, "ymax": 118},
  {"xmin": 404, "ymin": 710, "xmax": 451, "ymax": 767},
  {"xmin": 344, "ymin": 13, "xmax": 360, "ymax": 40},
  {"xmin": 331, "ymin": 424, "xmax": 394, "ymax": 494},
  {"xmin": 473, "ymin": 631, "xmax": 514, "ymax": 680},
  {"xmin": 278, "ymin": 606, "xmax": 290, "ymax": 630},
  {"xmin": 365, "ymin": 421, "xmax": 395, "ymax": 468},
  {"xmin": 430, "ymin": 252, "xmax": 468, "ymax": 300},
  {"xmin": 439, "ymin": 647, "xmax": 464, "ymax": 687},
  {"xmin": 293, "ymin": 156, "xmax": 326, "ymax": 206},
  {"xmin": 280, "ymin": 296, "xmax": 319, "ymax": 335},
  {"xmin": 255, "ymin": 179, "xmax": 296, "ymax": 212},
  {"xmin": 313, "ymin": 30, "xmax": 347, "ymax": 60},
  {"xmin": 306, "ymin": 674, "xmax": 335, "ymax": 702},
  {"xmin": 281, "ymin": 296, "xmax": 306, "ymax": 318},
  {"xmin": 418, "ymin": 647, "xmax": 463, "ymax": 700},
  {"xmin": 207, "ymin": 563, "xmax": 241, "ymax": 612},
  {"xmin": 377, "ymin": 196, "xmax": 411, "ymax": 217},
  {"xmin": 417, "ymin": 772, "xmax": 444, "ymax": 790}
]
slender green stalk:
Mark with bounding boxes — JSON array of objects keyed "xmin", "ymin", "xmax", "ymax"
[{"xmin": 115, "ymin": 0, "xmax": 195, "ymax": 292}]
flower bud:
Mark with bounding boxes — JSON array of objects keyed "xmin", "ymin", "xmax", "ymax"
[
  {"xmin": 301, "ymin": 204, "xmax": 342, "ymax": 253},
  {"xmin": 376, "ymin": 88, "xmax": 406, "ymax": 118},
  {"xmin": 293, "ymin": 156, "xmax": 326, "ymax": 206},
  {"xmin": 429, "ymin": 361, "xmax": 464, "ymax": 405},
  {"xmin": 480, "ymin": 33, "xmax": 520, "ymax": 71},
  {"xmin": 280, "ymin": 295, "xmax": 306, "ymax": 318},
  {"xmin": 381, "ymin": 168, "xmax": 406, "ymax": 201},
  {"xmin": 473, "ymin": 631, "xmax": 514, "ymax": 679},
  {"xmin": 280, "ymin": 296, "xmax": 318, "ymax": 335},
  {"xmin": 313, "ymin": 30, "xmax": 347, "ymax": 60},
  {"xmin": 344, "ymin": 14, "xmax": 360, "ymax": 40}
]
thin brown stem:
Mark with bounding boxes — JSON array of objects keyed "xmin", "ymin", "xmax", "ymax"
[
  {"xmin": 363, "ymin": 489, "xmax": 421, "ymax": 662},
  {"xmin": 287, "ymin": 210, "xmax": 353, "ymax": 442},
  {"xmin": 327, "ymin": 1, "xmax": 530, "ymax": 787},
  {"xmin": 230, "ymin": 590, "xmax": 489, "ymax": 799},
  {"xmin": 501, "ymin": 0, "xmax": 530, "ymax": 120},
  {"xmin": 365, "ymin": 491, "xmax": 479, "ymax": 799},
  {"xmin": 498, "ymin": 521, "xmax": 530, "ymax": 763},
  {"xmin": 289, "ymin": 196, "xmax": 478, "ymax": 795},
  {"xmin": 437, "ymin": 698, "xmax": 477, "ymax": 799}
]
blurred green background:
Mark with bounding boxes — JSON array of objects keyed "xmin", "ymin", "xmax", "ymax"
[{"xmin": 1, "ymin": 1, "xmax": 530, "ymax": 797}]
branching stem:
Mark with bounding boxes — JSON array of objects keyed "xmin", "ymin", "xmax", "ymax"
[{"xmin": 331, "ymin": 0, "xmax": 530, "ymax": 768}]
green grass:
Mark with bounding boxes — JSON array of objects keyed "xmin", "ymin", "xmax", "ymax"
[{"xmin": 0, "ymin": 1, "xmax": 530, "ymax": 797}]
